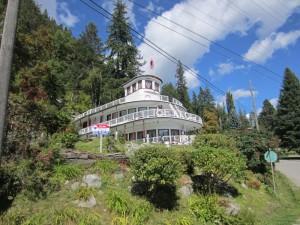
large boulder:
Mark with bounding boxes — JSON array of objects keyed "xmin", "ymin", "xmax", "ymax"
[
  {"xmin": 83, "ymin": 174, "xmax": 101, "ymax": 188},
  {"xmin": 179, "ymin": 185, "xmax": 193, "ymax": 197}
]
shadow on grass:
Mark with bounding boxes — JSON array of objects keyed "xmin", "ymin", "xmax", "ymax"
[
  {"xmin": 131, "ymin": 181, "xmax": 179, "ymax": 210},
  {"xmin": 191, "ymin": 175, "xmax": 239, "ymax": 197}
]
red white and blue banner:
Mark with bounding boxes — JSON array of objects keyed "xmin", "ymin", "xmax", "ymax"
[{"xmin": 92, "ymin": 124, "xmax": 110, "ymax": 136}]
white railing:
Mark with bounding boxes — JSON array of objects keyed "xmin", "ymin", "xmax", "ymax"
[
  {"xmin": 78, "ymin": 109, "xmax": 202, "ymax": 135},
  {"xmin": 75, "ymin": 95, "xmax": 171, "ymax": 121},
  {"xmin": 133, "ymin": 135, "xmax": 196, "ymax": 145}
]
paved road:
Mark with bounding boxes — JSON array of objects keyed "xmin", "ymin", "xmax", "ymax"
[{"xmin": 276, "ymin": 160, "xmax": 300, "ymax": 187}]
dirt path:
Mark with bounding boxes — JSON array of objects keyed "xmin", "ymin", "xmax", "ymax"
[{"xmin": 276, "ymin": 160, "xmax": 300, "ymax": 187}]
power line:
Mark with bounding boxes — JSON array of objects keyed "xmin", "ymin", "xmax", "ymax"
[
  {"xmin": 80, "ymin": 0, "xmax": 253, "ymax": 113},
  {"xmin": 128, "ymin": 0, "xmax": 284, "ymax": 79}
]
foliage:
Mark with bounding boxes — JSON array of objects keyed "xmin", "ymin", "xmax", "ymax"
[
  {"xmin": 175, "ymin": 60, "xmax": 190, "ymax": 109},
  {"xmin": 192, "ymin": 147, "xmax": 246, "ymax": 192},
  {"xmin": 106, "ymin": 190, "xmax": 130, "ymax": 214},
  {"xmin": 192, "ymin": 133, "xmax": 237, "ymax": 150},
  {"xmin": 202, "ymin": 108, "xmax": 220, "ymax": 134},
  {"xmin": 198, "ymin": 86, "xmax": 215, "ymax": 117},
  {"xmin": 75, "ymin": 187, "xmax": 97, "ymax": 201},
  {"xmin": 92, "ymin": 160, "xmax": 119, "ymax": 174},
  {"xmin": 52, "ymin": 163, "xmax": 83, "ymax": 183},
  {"xmin": 246, "ymin": 178, "xmax": 261, "ymax": 190},
  {"xmin": 131, "ymin": 146, "xmax": 184, "ymax": 186},
  {"xmin": 275, "ymin": 68, "xmax": 300, "ymax": 151},
  {"xmin": 258, "ymin": 99, "xmax": 276, "ymax": 132},
  {"xmin": 226, "ymin": 92, "xmax": 241, "ymax": 128},
  {"xmin": 216, "ymin": 103, "xmax": 228, "ymax": 131},
  {"xmin": 239, "ymin": 108, "xmax": 250, "ymax": 129},
  {"xmin": 227, "ymin": 130, "xmax": 278, "ymax": 173},
  {"xmin": 161, "ymin": 82, "xmax": 177, "ymax": 100}
]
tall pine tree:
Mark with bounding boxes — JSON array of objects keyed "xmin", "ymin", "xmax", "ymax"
[
  {"xmin": 275, "ymin": 68, "xmax": 300, "ymax": 150},
  {"xmin": 175, "ymin": 60, "xmax": 190, "ymax": 109},
  {"xmin": 226, "ymin": 92, "xmax": 240, "ymax": 128},
  {"xmin": 259, "ymin": 99, "xmax": 276, "ymax": 132}
]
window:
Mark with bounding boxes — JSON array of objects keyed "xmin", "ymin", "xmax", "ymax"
[
  {"xmin": 158, "ymin": 129, "xmax": 169, "ymax": 137},
  {"xmin": 155, "ymin": 82, "xmax": 159, "ymax": 91},
  {"xmin": 119, "ymin": 110, "xmax": 127, "ymax": 117},
  {"xmin": 171, "ymin": 129, "xmax": 180, "ymax": 136},
  {"xmin": 128, "ymin": 108, "xmax": 136, "ymax": 114},
  {"xmin": 83, "ymin": 121, "xmax": 87, "ymax": 128},
  {"xmin": 132, "ymin": 83, "xmax": 136, "ymax": 92},
  {"xmin": 112, "ymin": 112, "xmax": 118, "ymax": 119},
  {"xmin": 137, "ymin": 131, "xmax": 144, "ymax": 139},
  {"xmin": 138, "ymin": 107, "xmax": 147, "ymax": 112},
  {"xmin": 149, "ymin": 107, "xmax": 157, "ymax": 110},
  {"xmin": 100, "ymin": 115, "xmax": 103, "ymax": 123},
  {"xmin": 127, "ymin": 86, "xmax": 131, "ymax": 95},
  {"xmin": 129, "ymin": 133, "xmax": 136, "ymax": 141},
  {"xmin": 145, "ymin": 80, "xmax": 152, "ymax": 89},
  {"xmin": 107, "ymin": 114, "xmax": 111, "ymax": 121},
  {"xmin": 147, "ymin": 129, "xmax": 156, "ymax": 138},
  {"xmin": 138, "ymin": 80, "xmax": 142, "ymax": 89}
]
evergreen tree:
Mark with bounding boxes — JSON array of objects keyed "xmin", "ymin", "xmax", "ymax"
[
  {"xmin": 275, "ymin": 68, "xmax": 300, "ymax": 150},
  {"xmin": 226, "ymin": 92, "xmax": 240, "ymax": 128},
  {"xmin": 175, "ymin": 60, "xmax": 190, "ymax": 109},
  {"xmin": 202, "ymin": 109, "xmax": 220, "ymax": 134},
  {"xmin": 259, "ymin": 99, "xmax": 276, "ymax": 132},
  {"xmin": 197, "ymin": 87, "xmax": 205, "ymax": 117},
  {"xmin": 197, "ymin": 86, "xmax": 215, "ymax": 117},
  {"xmin": 161, "ymin": 82, "xmax": 177, "ymax": 100},
  {"xmin": 239, "ymin": 108, "xmax": 250, "ymax": 129},
  {"xmin": 191, "ymin": 91, "xmax": 198, "ymax": 114},
  {"xmin": 105, "ymin": 0, "xmax": 144, "ymax": 100},
  {"xmin": 216, "ymin": 103, "xmax": 228, "ymax": 131}
]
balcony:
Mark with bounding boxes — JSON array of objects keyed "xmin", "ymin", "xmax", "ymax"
[{"xmin": 78, "ymin": 109, "xmax": 202, "ymax": 135}]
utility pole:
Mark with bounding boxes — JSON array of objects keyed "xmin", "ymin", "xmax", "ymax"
[
  {"xmin": 0, "ymin": 0, "xmax": 20, "ymax": 165},
  {"xmin": 249, "ymin": 80, "xmax": 260, "ymax": 131}
]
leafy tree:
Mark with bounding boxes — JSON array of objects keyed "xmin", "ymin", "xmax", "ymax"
[
  {"xmin": 275, "ymin": 68, "xmax": 300, "ymax": 150},
  {"xmin": 198, "ymin": 86, "xmax": 215, "ymax": 117},
  {"xmin": 202, "ymin": 109, "xmax": 220, "ymax": 134},
  {"xmin": 239, "ymin": 108, "xmax": 250, "ymax": 129},
  {"xmin": 259, "ymin": 99, "xmax": 276, "ymax": 132},
  {"xmin": 193, "ymin": 133, "xmax": 237, "ymax": 150},
  {"xmin": 226, "ymin": 92, "xmax": 240, "ymax": 128},
  {"xmin": 106, "ymin": 0, "xmax": 144, "ymax": 100},
  {"xmin": 175, "ymin": 60, "xmax": 190, "ymax": 109},
  {"xmin": 161, "ymin": 82, "xmax": 177, "ymax": 100}
]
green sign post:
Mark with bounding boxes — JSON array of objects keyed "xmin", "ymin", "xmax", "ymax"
[{"xmin": 264, "ymin": 149, "xmax": 277, "ymax": 195}]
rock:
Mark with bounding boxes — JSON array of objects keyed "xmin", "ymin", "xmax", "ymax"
[
  {"xmin": 127, "ymin": 186, "xmax": 132, "ymax": 192},
  {"xmin": 241, "ymin": 183, "xmax": 248, "ymax": 189},
  {"xmin": 179, "ymin": 185, "xmax": 193, "ymax": 197},
  {"xmin": 131, "ymin": 176, "xmax": 136, "ymax": 182},
  {"xmin": 83, "ymin": 174, "xmax": 101, "ymax": 188},
  {"xmin": 64, "ymin": 180, "xmax": 70, "ymax": 185},
  {"xmin": 114, "ymin": 172, "xmax": 124, "ymax": 181},
  {"xmin": 80, "ymin": 183, "xmax": 87, "ymax": 188},
  {"xmin": 225, "ymin": 203, "xmax": 241, "ymax": 216},
  {"xmin": 77, "ymin": 195, "xmax": 96, "ymax": 208},
  {"xmin": 71, "ymin": 182, "xmax": 80, "ymax": 191}
]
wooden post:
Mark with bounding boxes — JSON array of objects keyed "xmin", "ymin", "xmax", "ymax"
[{"xmin": 0, "ymin": 0, "xmax": 20, "ymax": 165}]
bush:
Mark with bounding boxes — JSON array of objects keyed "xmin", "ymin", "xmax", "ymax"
[
  {"xmin": 246, "ymin": 179, "xmax": 261, "ymax": 190},
  {"xmin": 52, "ymin": 163, "xmax": 83, "ymax": 183},
  {"xmin": 91, "ymin": 160, "xmax": 119, "ymax": 174},
  {"xmin": 75, "ymin": 187, "xmax": 97, "ymax": 201},
  {"xmin": 192, "ymin": 133, "xmax": 237, "ymax": 150},
  {"xmin": 131, "ymin": 146, "xmax": 184, "ymax": 186},
  {"xmin": 106, "ymin": 190, "xmax": 130, "ymax": 215}
]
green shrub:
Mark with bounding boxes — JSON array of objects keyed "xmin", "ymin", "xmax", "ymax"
[
  {"xmin": 130, "ymin": 199, "xmax": 153, "ymax": 224},
  {"xmin": 246, "ymin": 179, "xmax": 261, "ymax": 190},
  {"xmin": 92, "ymin": 160, "xmax": 119, "ymax": 174},
  {"xmin": 131, "ymin": 146, "xmax": 184, "ymax": 186},
  {"xmin": 106, "ymin": 190, "xmax": 130, "ymax": 215},
  {"xmin": 78, "ymin": 212, "xmax": 102, "ymax": 225},
  {"xmin": 52, "ymin": 163, "xmax": 83, "ymax": 183},
  {"xmin": 193, "ymin": 133, "xmax": 237, "ymax": 150},
  {"xmin": 52, "ymin": 208, "xmax": 80, "ymax": 225},
  {"xmin": 75, "ymin": 187, "xmax": 97, "ymax": 200},
  {"xmin": 165, "ymin": 214, "xmax": 195, "ymax": 225}
]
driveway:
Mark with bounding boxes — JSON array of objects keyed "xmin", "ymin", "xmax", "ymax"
[{"xmin": 276, "ymin": 160, "xmax": 300, "ymax": 187}]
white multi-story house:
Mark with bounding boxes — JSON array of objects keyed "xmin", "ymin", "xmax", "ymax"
[{"xmin": 74, "ymin": 74, "xmax": 203, "ymax": 143}]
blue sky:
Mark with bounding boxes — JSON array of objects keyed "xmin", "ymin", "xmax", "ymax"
[{"xmin": 35, "ymin": 0, "xmax": 300, "ymax": 114}]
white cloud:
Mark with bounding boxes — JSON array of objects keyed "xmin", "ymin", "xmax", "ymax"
[
  {"xmin": 58, "ymin": 2, "xmax": 79, "ymax": 27},
  {"xmin": 140, "ymin": 1, "xmax": 164, "ymax": 15},
  {"xmin": 35, "ymin": 0, "xmax": 79, "ymax": 27},
  {"xmin": 244, "ymin": 30, "xmax": 300, "ymax": 64},
  {"xmin": 269, "ymin": 98, "xmax": 278, "ymax": 108},
  {"xmin": 216, "ymin": 88, "xmax": 258, "ymax": 106},
  {"xmin": 138, "ymin": 0, "xmax": 300, "ymax": 88},
  {"xmin": 184, "ymin": 68, "xmax": 201, "ymax": 89},
  {"xmin": 210, "ymin": 61, "xmax": 245, "ymax": 76}
]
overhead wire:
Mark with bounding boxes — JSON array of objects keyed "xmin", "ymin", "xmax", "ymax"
[
  {"xmin": 80, "ymin": 0, "xmax": 253, "ymax": 113},
  {"xmin": 128, "ymin": 0, "xmax": 283, "ymax": 79}
]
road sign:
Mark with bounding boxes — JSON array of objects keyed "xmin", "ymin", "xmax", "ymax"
[
  {"xmin": 92, "ymin": 124, "xmax": 110, "ymax": 136},
  {"xmin": 264, "ymin": 150, "xmax": 278, "ymax": 163}
]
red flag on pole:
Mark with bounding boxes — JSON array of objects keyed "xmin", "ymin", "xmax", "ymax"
[{"xmin": 150, "ymin": 58, "xmax": 154, "ymax": 71}]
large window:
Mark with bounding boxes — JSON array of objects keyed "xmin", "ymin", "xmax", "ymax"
[
  {"xmin": 137, "ymin": 131, "xmax": 144, "ymax": 139},
  {"xmin": 155, "ymin": 82, "xmax": 159, "ymax": 91},
  {"xmin": 100, "ymin": 115, "xmax": 103, "ymax": 123},
  {"xmin": 158, "ymin": 129, "xmax": 169, "ymax": 137},
  {"xmin": 129, "ymin": 133, "xmax": 136, "ymax": 141},
  {"xmin": 171, "ymin": 129, "xmax": 180, "ymax": 136},
  {"xmin": 147, "ymin": 129, "xmax": 156, "ymax": 138},
  {"xmin": 119, "ymin": 110, "xmax": 127, "ymax": 117},
  {"xmin": 132, "ymin": 83, "xmax": 136, "ymax": 92},
  {"xmin": 138, "ymin": 80, "xmax": 142, "ymax": 89},
  {"xmin": 128, "ymin": 108, "xmax": 136, "ymax": 114},
  {"xmin": 127, "ymin": 86, "xmax": 131, "ymax": 95},
  {"xmin": 112, "ymin": 112, "xmax": 118, "ymax": 119},
  {"xmin": 83, "ymin": 121, "xmax": 87, "ymax": 128},
  {"xmin": 145, "ymin": 80, "xmax": 152, "ymax": 89},
  {"xmin": 138, "ymin": 107, "xmax": 147, "ymax": 112},
  {"xmin": 107, "ymin": 114, "xmax": 111, "ymax": 121}
]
